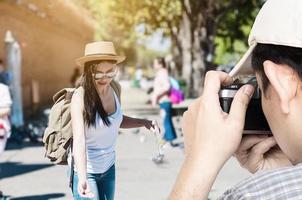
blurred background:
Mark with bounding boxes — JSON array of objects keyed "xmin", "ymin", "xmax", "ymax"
[{"xmin": 0, "ymin": 0, "xmax": 265, "ymax": 199}]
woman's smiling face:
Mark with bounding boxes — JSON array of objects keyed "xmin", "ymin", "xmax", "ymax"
[{"xmin": 92, "ymin": 61, "xmax": 118, "ymax": 89}]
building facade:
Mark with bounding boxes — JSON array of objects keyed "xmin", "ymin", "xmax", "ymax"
[{"xmin": 0, "ymin": 0, "xmax": 94, "ymax": 112}]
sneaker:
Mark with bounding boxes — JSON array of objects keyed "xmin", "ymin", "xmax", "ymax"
[
  {"xmin": 170, "ymin": 141, "xmax": 179, "ymax": 147},
  {"xmin": 152, "ymin": 154, "xmax": 164, "ymax": 164}
]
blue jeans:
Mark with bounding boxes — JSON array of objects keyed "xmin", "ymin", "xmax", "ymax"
[
  {"xmin": 72, "ymin": 164, "xmax": 115, "ymax": 200},
  {"xmin": 159, "ymin": 102, "xmax": 177, "ymax": 141}
]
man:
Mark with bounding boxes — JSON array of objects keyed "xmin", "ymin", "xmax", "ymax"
[{"xmin": 169, "ymin": 0, "xmax": 302, "ymax": 199}]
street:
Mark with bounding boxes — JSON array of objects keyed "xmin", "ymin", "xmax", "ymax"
[{"xmin": 0, "ymin": 87, "xmax": 251, "ymax": 200}]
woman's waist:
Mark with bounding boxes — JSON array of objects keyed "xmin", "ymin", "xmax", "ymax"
[
  {"xmin": 158, "ymin": 95, "xmax": 170, "ymax": 103},
  {"xmin": 86, "ymin": 145, "xmax": 115, "ymax": 156}
]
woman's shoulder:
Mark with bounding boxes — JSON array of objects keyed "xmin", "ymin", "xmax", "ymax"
[
  {"xmin": 158, "ymin": 68, "xmax": 168, "ymax": 76},
  {"xmin": 71, "ymin": 86, "xmax": 84, "ymax": 104},
  {"xmin": 74, "ymin": 86, "xmax": 84, "ymax": 96}
]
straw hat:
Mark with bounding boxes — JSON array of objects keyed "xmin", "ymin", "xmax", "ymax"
[{"xmin": 75, "ymin": 41, "xmax": 126, "ymax": 67}]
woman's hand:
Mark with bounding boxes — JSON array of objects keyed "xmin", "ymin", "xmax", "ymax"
[
  {"xmin": 77, "ymin": 179, "xmax": 94, "ymax": 198},
  {"xmin": 235, "ymin": 135, "xmax": 292, "ymax": 173},
  {"xmin": 144, "ymin": 120, "xmax": 161, "ymax": 134},
  {"xmin": 144, "ymin": 120, "xmax": 153, "ymax": 130}
]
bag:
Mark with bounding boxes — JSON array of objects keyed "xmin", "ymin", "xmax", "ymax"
[
  {"xmin": 168, "ymin": 77, "xmax": 184, "ymax": 104},
  {"xmin": 169, "ymin": 87, "xmax": 184, "ymax": 104},
  {"xmin": 43, "ymin": 81, "xmax": 121, "ymax": 165}
]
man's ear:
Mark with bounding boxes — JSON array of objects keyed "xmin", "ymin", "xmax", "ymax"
[{"xmin": 263, "ymin": 60, "xmax": 298, "ymax": 114}]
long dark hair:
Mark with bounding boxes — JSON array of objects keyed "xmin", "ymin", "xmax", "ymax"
[
  {"xmin": 156, "ymin": 57, "xmax": 166, "ymax": 68},
  {"xmin": 82, "ymin": 60, "xmax": 111, "ymax": 128}
]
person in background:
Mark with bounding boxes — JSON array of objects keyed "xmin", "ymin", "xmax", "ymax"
[
  {"xmin": 0, "ymin": 75, "xmax": 12, "ymax": 200},
  {"xmin": 70, "ymin": 67, "xmax": 82, "ymax": 87},
  {"xmin": 0, "ymin": 59, "xmax": 10, "ymax": 86},
  {"xmin": 151, "ymin": 57, "xmax": 178, "ymax": 163}
]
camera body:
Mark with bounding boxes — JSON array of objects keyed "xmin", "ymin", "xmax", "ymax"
[{"xmin": 219, "ymin": 77, "xmax": 271, "ymax": 134}]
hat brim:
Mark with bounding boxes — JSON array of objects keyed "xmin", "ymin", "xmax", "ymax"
[
  {"xmin": 75, "ymin": 55, "xmax": 126, "ymax": 67},
  {"xmin": 228, "ymin": 43, "xmax": 257, "ymax": 77}
]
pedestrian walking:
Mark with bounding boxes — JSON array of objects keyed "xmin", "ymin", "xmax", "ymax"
[{"xmin": 151, "ymin": 57, "xmax": 178, "ymax": 163}]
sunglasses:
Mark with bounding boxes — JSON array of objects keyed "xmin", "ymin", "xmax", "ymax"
[{"xmin": 92, "ymin": 68, "xmax": 118, "ymax": 80}]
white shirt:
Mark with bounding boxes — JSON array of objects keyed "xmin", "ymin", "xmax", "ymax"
[
  {"xmin": 0, "ymin": 83, "xmax": 12, "ymax": 137},
  {"xmin": 84, "ymin": 90, "xmax": 123, "ymax": 173},
  {"xmin": 152, "ymin": 68, "xmax": 171, "ymax": 105}
]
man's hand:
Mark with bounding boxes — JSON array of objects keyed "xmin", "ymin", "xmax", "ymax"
[
  {"xmin": 170, "ymin": 71, "xmax": 254, "ymax": 200},
  {"xmin": 183, "ymin": 71, "xmax": 254, "ymax": 163},
  {"xmin": 235, "ymin": 135, "xmax": 292, "ymax": 173}
]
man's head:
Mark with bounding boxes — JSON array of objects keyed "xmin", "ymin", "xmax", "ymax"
[
  {"xmin": 251, "ymin": 44, "xmax": 302, "ymax": 164},
  {"xmin": 227, "ymin": 0, "xmax": 302, "ymax": 164}
]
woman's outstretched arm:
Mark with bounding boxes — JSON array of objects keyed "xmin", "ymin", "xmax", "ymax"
[{"xmin": 120, "ymin": 115, "xmax": 153, "ymax": 130}]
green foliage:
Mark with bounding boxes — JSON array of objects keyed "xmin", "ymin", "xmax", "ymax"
[
  {"xmin": 74, "ymin": 0, "xmax": 265, "ymax": 67},
  {"xmin": 215, "ymin": 0, "xmax": 264, "ymax": 64},
  {"xmin": 74, "ymin": 0, "xmax": 181, "ymax": 66}
]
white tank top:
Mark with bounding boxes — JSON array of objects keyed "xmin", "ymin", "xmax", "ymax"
[{"xmin": 70, "ymin": 88, "xmax": 123, "ymax": 174}]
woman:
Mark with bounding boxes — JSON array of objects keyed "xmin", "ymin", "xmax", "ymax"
[
  {"xmin": 152, "ymin": 57, "xmax": 177, "ymax": 149},
  {"xmin": 71, "ymin": 41, "xmax": 157, "ymax": 199}
]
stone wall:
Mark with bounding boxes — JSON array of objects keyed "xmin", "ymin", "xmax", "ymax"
[{"xmin": 0, "ymin": 0, "xmax": 94, "ymax": 110}]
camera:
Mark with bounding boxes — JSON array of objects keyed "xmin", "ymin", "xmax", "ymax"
[{"xmin": 219, "ymin": 76, "xmax": 271, "ymax": 134}]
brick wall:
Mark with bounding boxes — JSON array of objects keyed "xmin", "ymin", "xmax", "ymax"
[{"xmin": 0, "ymin": 0, "xmax": 94, "ymax": 110}]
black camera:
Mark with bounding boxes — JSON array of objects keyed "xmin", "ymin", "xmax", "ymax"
[{"xmin": 219, "ymin": 76, "xmax": 271, "ymax": 134}]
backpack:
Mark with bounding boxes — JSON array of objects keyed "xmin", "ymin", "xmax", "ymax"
[
  {"xmin": 168, "ymin": 77, "xmax": 184, "ymax": 104},
  {"xmin": 43, "ymin": 81, "xmax": 121, "ymax": 165}
]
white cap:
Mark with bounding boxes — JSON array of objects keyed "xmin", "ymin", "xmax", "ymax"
[
  {"xmin": 229, "ymin": 0, "xmax": 302, "ymax": 77},
  {"xmin": 4, "ymin": 30, "xmax": 15, "ymax": 43}
]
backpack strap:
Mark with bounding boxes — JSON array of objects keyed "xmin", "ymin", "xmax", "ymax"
[
  {"xmin": 69, "ymin": 139, "xmax": 74, "ymax": 191},
  {"xmin": 110, "ymin": 80, "xmax": 121, "ymax": 103},
  {"xmin": 53, "ymin": 88, "xmax": 75, "ymax": 103}
]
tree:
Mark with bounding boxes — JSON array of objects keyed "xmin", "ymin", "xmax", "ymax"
[
  {"xmin": 111, "ymin": 0, "xmax": 263, "ymax": 96},
  {"xmin": 75, "ymin": 0, "xmax": 264, "ymax": 97},
  {"xmin": 74, "ymin": 0, "xmax": 140, "ymax": 66},
  {"xmin": 177, "ymin": 0, "xmax": 264, "ymax": 96}
]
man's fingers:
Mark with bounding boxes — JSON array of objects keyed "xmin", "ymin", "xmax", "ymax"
[
  {"xmin": 203, "ymin": 71, "xmax": 233, "ymax": 102},
  {"xmin": 250, "ymin": 137, "xmax": 277, "ymax": 157},
  {"xmin": 236, "ymin": 135, "xmax": 269, "ymax": 154},
  {"xmin": 182, "ymin": 110, "xmax": 196, "ymax": 155},
  {"xmin": 228, "ymin": 85, "xmax": 254, "ymax": 125},
  {"xmin": 186, "ymin": 97, "xmax": 201, "ymax": 118}
]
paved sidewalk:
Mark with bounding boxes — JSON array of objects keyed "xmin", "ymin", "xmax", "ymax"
[{"xmin": 0, "ymin": 86, "xmax": 251, "ymax": 199}]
